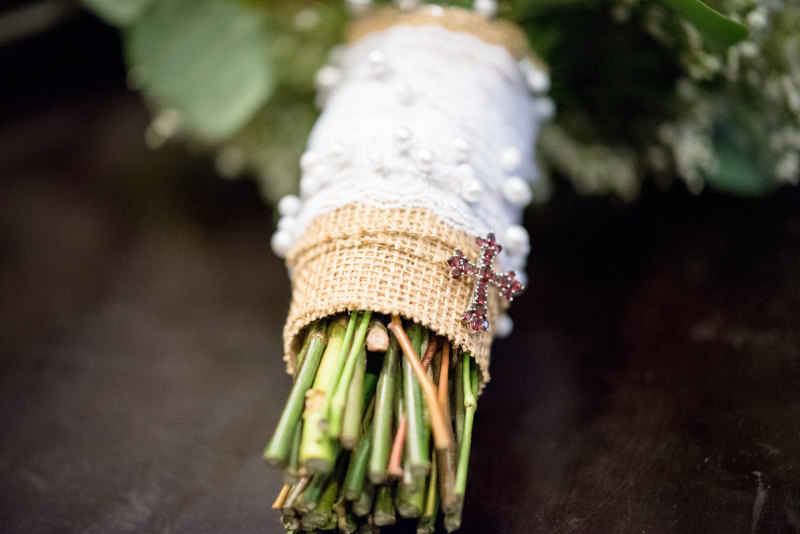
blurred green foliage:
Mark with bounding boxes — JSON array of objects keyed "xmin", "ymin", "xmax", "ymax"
[
  {"xmin": 82, "ymin": 0, "xmax": 798, "ymax": 202},
  {"xmin": 83, "ymin": 0, "xmax": 155, "ymax": 26},
  {"xmin": 126, "ymin": 0, "xmax": 275, "ymax": 143}
]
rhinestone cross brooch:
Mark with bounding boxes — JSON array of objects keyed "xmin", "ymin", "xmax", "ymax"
[{"xmin": 446, "ymin": 232, "xmax": 524, "ymax": 332}]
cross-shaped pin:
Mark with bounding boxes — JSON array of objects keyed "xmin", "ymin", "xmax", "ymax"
[{"xmin": 446, "ymin": 232, "xmax": 524, "ymax": 332}]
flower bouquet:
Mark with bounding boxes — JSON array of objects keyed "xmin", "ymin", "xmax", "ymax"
[{"xmin": 83, "ymin": 0, "xmax": 800, "ymax": 531}]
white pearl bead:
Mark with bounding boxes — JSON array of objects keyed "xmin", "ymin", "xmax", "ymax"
[
  {"xmin": 314, "ymin": 65, "xmax": 342, "ymax": 90},
  {"xmin": 502, "ymin": 176, "xmax": 532, "ymax": 206},
  {"xmin": 271, "ymin": 230, "xmax": 293, "ymax": 258},
  {"xmin": 425, "ymin": 5, "xmax": 445, "ymax": 17},
  {"xmin": 394, "ymin": 127, "xmax": 413, "ymax": 152},
  {"xmin": 534, "ymin": 97, "xmax": 556, "ymax": 121},
  {"xmin": 495, "ymin": 314, "xmax": 513, "ymax": 338},
  {"xmin": 442, "ymin": 171, "xmax": 462, "ymax": 191},
  {"xmin": 310, "ymin": 163, "xmax": 331, "ymax": 185},
  {"xmin": 501, "ymin": 146, "xmax": 522, "ymax": 172},
  {"xmin": 368, "ymin": 151, "xmax": 385, "ymax": 173},
  {"xmin": 300, "ymin": 151, "xmax": 318, "ymax": 173},
  {"xmin": 368, "ymin": 49, "xmax": 385, "ymax": 65},
  {"xmin": 505, "ymin": 225, "xmax": 530, "ymax": 254},
  {"xmin": 518, "ymin": 57, "xmax": 535, "ymax": 74},
  {"xmin": 301, "ymin": 174, "xmax": 322, "ymax": 197},
  {"xmin": 368, "ymin": 50, "xmax": 389, "ymax": 77},
  {"xmin": 456, "ymin": 163, "xmax": 475, "ymax": 181},
  {"xmin": 345, "ymin": 0, "xmax": 372, "ymax": 15},
  {"xmin": 395, "ymin": 0, "xmax": 420, "ymax": 11},
  {"xmin": 415, "ymin": 148, "xmax": 434, "ymax": 173},
  {"xmin": 474, "ymin": 0, "xmax": 497, "ymax": 18},
  {"xmin": 327, "ymin": 45, "xmax": 344, "ymax": 65},
  {"xmin": 278, "ymin": 216, "xmax": 296, "ymax": 232},
  {"xmin": 526, "ymin": 68, "xmax": 551, "ymax": 94},
  {"xmin": 461, "ymin": 177, "xmax": 483, "ymax": 202},
  {"xmin": 453, "ymin": 138, "xmax": 470, "ymax": 163},
  {"xmin": 277, "ymin": 194, "xmax": 301, "ymax": 217},
  {"xmin": 394, "ymin": 82, "xmax": 413, "ymax": 105},
  {"xmin": 328, "ymin": 141, "xmax": 349, "ymax": 165},
  {"xmin": 293, "ymin": 8, "xmax": 320, "ymax": 31}
]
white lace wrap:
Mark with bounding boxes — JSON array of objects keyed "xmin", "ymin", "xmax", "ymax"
[{"xmin": 273, "ymin": 22, "xmax": 551, "ymax": 277}]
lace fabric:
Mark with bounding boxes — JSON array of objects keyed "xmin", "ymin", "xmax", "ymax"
[{"xmin": 276, "ymin": 23, "xmax": 547, "ymax": 276}]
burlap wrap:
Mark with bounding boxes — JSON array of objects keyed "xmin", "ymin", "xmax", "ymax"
[
  {"xmin": 283, "ymin": 203, "xmax": 503, "ymax": 386},
  {"xmin": 347, "ymin": 5, "xmax": 539, "ymax": 64}
]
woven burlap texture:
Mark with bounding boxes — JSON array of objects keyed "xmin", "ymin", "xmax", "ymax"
[
  {"xmin": 283, "ymin": 203, "xmax": 503, "ymax": 386},
  {"xmin": 346, "ymin": 5, "xmax": 539, "ymax": 64}
]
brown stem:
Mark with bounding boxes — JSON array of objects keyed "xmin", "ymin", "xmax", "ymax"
[
  {"xmin": 436, "ymin": 340, "xmax": 458, "ymax": 512},
  {"xmin": 272, "ymin": 483, "xmax": 291, "ymax": 510},
  {"xmin": 386, "ymin": 415, "xmax": 407, "ymax": 479},
  {"xmin": 387, "ymin": 316, "xmax": 452, "ymax": 450},
  {"xmin": 420, "ymin": 334, "xmax": 440, "ymax": 370},
  {"xmin": 282, "ymin": 475, "xmax": 310, "ymax": 515}
]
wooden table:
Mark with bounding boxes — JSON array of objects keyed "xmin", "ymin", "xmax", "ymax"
[{"xmin": 1, "ymin": 13, "xmax": 798, "ymax": 534}]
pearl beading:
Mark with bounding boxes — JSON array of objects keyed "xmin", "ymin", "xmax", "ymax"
[{"xmin": 272, "ymin": 23, "xmax": 552, "ymax": 281}]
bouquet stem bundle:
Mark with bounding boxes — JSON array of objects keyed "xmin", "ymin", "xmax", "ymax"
[{"xmin": 266, "ymin": 312, "xmax": 480, "ymax": 533}]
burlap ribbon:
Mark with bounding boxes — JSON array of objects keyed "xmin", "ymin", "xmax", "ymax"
[
  {"xmin": 283, "ymin": 203, "xmax": 503, "ymax": 386},
  {"xmin": 346, "ymin": 4, "xmax": 540, "ymax": 64}
]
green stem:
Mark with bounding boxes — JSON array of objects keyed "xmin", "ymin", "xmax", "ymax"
[
  {"xmin": 282, "ymin": 476, "xmax": 310, "ymax": 515},
  {"xmin": 417, "ymin": 453, "xmax": 438, "ymax": 534},
  {"xmin": 334, "ymin": 494, "xmax": 358, "ymax": 534},
  {"xmin": 301, "ymin": 456, "xmax": 347, "ymax": 530},
  {"xmin": 340, "ymin": 346, "xmax": 367, "ymax": 448},
  {"xmin": 284, "ymin": 421, "xmax": 303, "ymax": 484},
  {"xmin": 446, "ymin": 354, "xmax": 479, "ymax": 532},
  {"xmin": 373, "ymin": 485, "xmax": 396, "ymax": 526},
  {"xmin": 300, "ymin": 317, "xmax": 348, "ymax": 475},
  {"xmin": 396, "ymin": 470, "xmax": 425, "ymax": 518},
  {"xmin": 454, "ymin": 354, "xmax": 465, "ymax": 449},
  {"xmin": 318, "ymin": 312, "xmax": 359, "ymax": 431},
  {"xmin": 326, "ymin": 311, "xmax": 372, "ymax": 435},
  {"xmin": 395, "ymin": 371, "xmax": 406, "ymax": 484},
  {"xmin": 368, "ymin": 338, "xmax": 400, "ymax": 484},
  {"xmin": 403, "ymin": 323, "xmax": 430, "ymax": 477},
  {"xmin": 280, "ymin": 513, "xmax": 301, "ymax": 532},
  {"xmin": 344, "ymin": 423, "xmax": 373, "ymax": 500},
  {"xmin": 295, "ymin": 471, "xmax": 330, "ymax": 515},
  {"xmin": 352, "ymin": 482, "xmax": 375, "ymax": 517},
  {"xmin": 300, "ymin": 481, "xmax": 337, "ymax": 530},
  {"xmin": 264, "ymin": 322, "xmax": 327, "ymax": 467},
  {"xmin": 295, "ymin": 325, "xmax": 314, "ymax": 370},
  {"xmin": 362, "ymin": 354, "xmax": 381, "ymax": 407},
  {"xmin": 455, "ymin": 354, "xmax": 478, "ymax": 496}
]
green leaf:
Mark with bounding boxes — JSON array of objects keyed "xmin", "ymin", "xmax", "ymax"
[
  {"xmin": 83, "ymin": 0, "xmax": 156, "ymax": 27},
  {"xmin": 657, "ymin": 0, "xmax": 748, "ymax": 47},
  {"xmin": 125, "ymin": 0, "xmax": 275, "ymax": 143}
]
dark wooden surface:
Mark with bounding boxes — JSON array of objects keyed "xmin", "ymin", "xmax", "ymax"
[{"xmin": 1, "ymin": 12, "xmax": 799, "ymax": 534}]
